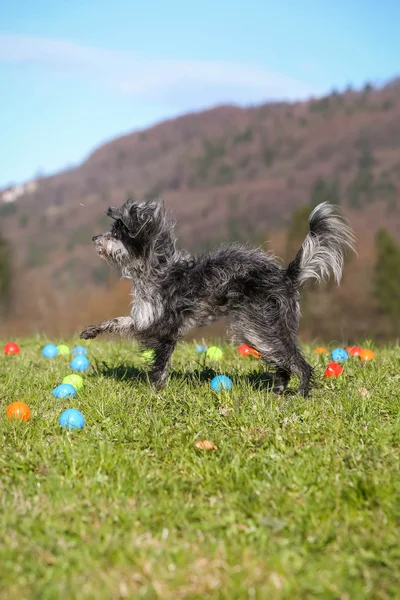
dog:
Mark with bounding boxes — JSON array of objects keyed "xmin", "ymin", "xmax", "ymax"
[{"xmin": 80, "ymin": 200, "xmax": 355, "ymax": 396}]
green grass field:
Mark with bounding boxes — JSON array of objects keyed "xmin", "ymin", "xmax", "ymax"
[{"xmin": 1, "ymin": 338, "xmax": 400, "ymax": 599}]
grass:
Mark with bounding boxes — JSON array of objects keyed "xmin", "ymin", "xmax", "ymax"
[{"xmin": 1, "ymin": 338, "xmax": 400, "ymax": 599}]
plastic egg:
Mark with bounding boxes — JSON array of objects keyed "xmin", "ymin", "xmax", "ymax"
[
  {"xmin": 141, "ymin": 349, "xmax": 155, "ymax": 363},
  {"xmin": 71, "ymin": 346, "xmax": 88, "ymax": 356},
  {"xmin": 57, "ymin": 344, "xmax": 70, "ymax": 356},
  {"xmin": 59, "ymin": 409, "xmax": 85, "ymax": 430},
  {"xmin": 210, "ymin": 375, "xmax": 233, "ymax": 392},
  {"xmin": 4, "ymin": 342, "xmax": 20, "ymax": 355},
  {"xmin": 238, "ymin": 344, "xmax": 251, "ymax": 356},
  {"xmin": 331, "ymin": 348, "xmax": 348, "ymax": 362},
  {"xmin": 206, "ymin": 346, "xmax": 223, "ymax": 360},
  {"xmin": 6, "ymin": 401, "xmax": 30, "ymax": 421},
  {"xmin": 70, "ymin": 355, "xmax": 90, "ymax": 371},
  {"xmin": 359, "ymin": 349, "xmax": 375, "ymax": 362},
  {"xmin": 52, "ymin": 384, "xmax": 77, "ymax": 399},
  {"xmin": 324, "ymin": 362, "xmax": 343, "ymax": 378},
  {"xmin": 237, "ymin": 344, "xmax": 260, "ymax": 358},
  {"xmin": 347, "ymin": 346, "xmax": 362, "ymax": 357},
  {"xmin": 42, "ymin": 344, "xmax": 58, "ymax": 358},
  {"xmin": 314, "ymin": 347, "xmax": 327, "ymax": 354},
  {"xmin": 62, "ymin": 374, "xmax": 84, "ymax": 391},
  {"xmin": 196, "ymin": 345, "xmax": 208, "ymax": 353}
]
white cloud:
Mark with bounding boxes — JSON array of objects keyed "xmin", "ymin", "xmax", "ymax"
[{"xmin": 0, "ymin": 32, "xmax": 317, "ymax": 105}]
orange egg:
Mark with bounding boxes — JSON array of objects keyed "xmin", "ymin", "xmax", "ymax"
[
  {"xmin": 315, "ymin": 347, "xmax": 327, "ymax": 354},
  {"xmin": 248, "ymin": 348, "xmax": 261, "ymax": 359},
  {"xmin": 359, "ymin": 349, "xmax": 375, "ymax": 362},
  {"xmin": 6, "ymin": 402, "xmax": 31, "ymax": 421}
]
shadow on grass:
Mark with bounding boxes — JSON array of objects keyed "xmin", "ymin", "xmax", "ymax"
[{"xmin": 95, "ymin": 360, "xmax": 283, "ymax": 392}]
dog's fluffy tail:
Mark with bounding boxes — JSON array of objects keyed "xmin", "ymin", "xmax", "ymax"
[{"xmin": 286, "ymin": 202, "xmax": 356, "ymax": 287}]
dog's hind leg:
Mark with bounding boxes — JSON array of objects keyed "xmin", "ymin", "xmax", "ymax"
[
  {"xmin": 233, "ymin": 323, "xmax": 313, "ymax": 397},
  {"xmin": 263, "ymin": 343, "xmax": 312, "ymax": 397},
  {"xmin": 231, "ymin": 326, "xmax": 292, "ymax": 394},
  {"xmin": 289, "ymin": 351, "xmax": 313, "ymax": 397}
]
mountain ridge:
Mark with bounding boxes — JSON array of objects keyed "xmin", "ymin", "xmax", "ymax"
[{"xmin": 1, "ymin": 79, "xmax": 400, "ymax": 337}]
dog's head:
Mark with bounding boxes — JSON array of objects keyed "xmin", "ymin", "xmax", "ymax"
[{"xmin": 92, "ymin": 199, "xmax": 176, "ymax": 276}]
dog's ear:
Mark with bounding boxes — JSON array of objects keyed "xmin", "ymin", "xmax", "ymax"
[
  {"xmin": 106, "ymin": 206, "xmax": 119, "ymax": 220},
  {"xmin": 144, "ymin": 198, "xmax": 166, "ymax": 220},
  {"xmin": 107, "ymin": 202, "xmax": 138, "ymax": 228}
]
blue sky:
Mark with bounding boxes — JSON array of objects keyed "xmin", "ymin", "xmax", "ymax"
[{"xmin": 0, "ymin": 0, "xmax": 399, "ymax": 187}]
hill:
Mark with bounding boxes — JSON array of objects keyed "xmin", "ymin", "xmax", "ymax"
[{"xmin": 1, "ymin": 79, "xmax": 400, "ymax": 338}]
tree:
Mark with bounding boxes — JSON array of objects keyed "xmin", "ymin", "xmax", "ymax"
[
  {"xmin": 310, "ymin": 177, "xmax": 340, "ymax": 209},
  {"xmin": 374, "ymin": 229, "xmax": 400, "ymax": 331},
  {"xmin": 285, "ymin": 204, "xmax": 311, "ymax": 263},
  {"xmin": 0, "ymin": 233, "xmax": 12, "ymax": 313},
  {"xmin": 348, "ymin": 137, "xmax": 376, "ymax": 209}
]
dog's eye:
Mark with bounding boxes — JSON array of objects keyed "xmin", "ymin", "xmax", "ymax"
[{"xmin": 112, "ymin": 231, "xmax": 118, "ymax": 238}]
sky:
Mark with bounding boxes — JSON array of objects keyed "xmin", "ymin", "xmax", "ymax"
[{"xmin": 0, "ymin": 0, "xmax": 399, "ymax": 188}]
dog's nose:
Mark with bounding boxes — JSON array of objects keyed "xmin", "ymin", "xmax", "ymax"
[{"xmin": 92, "ymin": 235, "xmax": 100, "ymax": 242}]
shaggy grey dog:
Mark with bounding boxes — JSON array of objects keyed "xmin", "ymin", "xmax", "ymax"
[{"xmin": 80, "ymin": 200, "xmax": 355, "ymax": 396}]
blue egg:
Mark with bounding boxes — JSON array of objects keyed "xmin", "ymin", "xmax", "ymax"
[
  {"xmin": 210, "ymin": 375, "xmax": 233, "ymax": 392},
  {"xmin": 59, "ymin": 409, "xmax": 85, "ymax": 430},
  {"xmin": 52, "ymin": 384, "xmax": 77, "ymax": 399},
  {"xmin": 42, "ymin": 344, "xmax": 58, "ymax": 358},
  {"xmin": 70, "ymin": 355, "xmax": 90, "ymax": 371},
  {"xmin": 72, "ymin": 345, "xmax": 88, "ymax": 356},
  {"xmin": 196, "ymin": 345, "xmax": 207, "ymax": 353},
  {"xmin": 331, "ymin": 347, "xmax": 348, "ymax": 362}
]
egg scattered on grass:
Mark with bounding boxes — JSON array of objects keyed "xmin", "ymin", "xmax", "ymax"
[
  {"xmin": 72, "ymin": 346, "xmax": 88, "ymax": 356},
  {"xmin": 237, "ymin": 344, "xmax": 261, "ymax": 358},
  {"xmin": 206, "ymin": 346, "xmax": 223, "ymax": 360},
  {"xmin": 331, "ymin": 348, "xmax": 348, "ymax": 362},
  {"xmin": 142, "ymin": 349, "xmax": 155, "ymax": 363},
  {"xmin": 59, "ymin": 409, "xmax": 85, "ymax": 430},
  {"xmin": 42, "ymin": 344, "xmax": 58, "ymax": 358},
  {"xmin": 6, "ymin": 402, "xmax": 30, "ymax": 421},
  {"xmin": 324, "ymin": 362, "xmax": 343, "ymax": 378},
  {"xmin": 346, "ymin": 346, "xmax": 362, "ymax": 357},
  {"xmin": 52, "ymin": 384, "xmax": 77, "ymax": 399},
  {"xmin": 4, "ymin": 342, "xmax": 20, "ymax": 355},
  {"xmin": 57, "ymin": 344, "xmax": 70, "ymax": 356},
  {"xmin": 359, "ymin": 349, "xmax": 375, "ymax": 362},
  {"xmin": 210, "ymin": 375, "xmax": 233, "ymax": 392},
  {"xmin": 196, "ymin": 345, "xmax": 207, "ymax": 353},
  {"xmin": 70, "ymin": 355, "xmax": 90, "ymax": 371},
  {"xmin": 62, "ymin": 374, "xmax": 84, "ymax": 391}
]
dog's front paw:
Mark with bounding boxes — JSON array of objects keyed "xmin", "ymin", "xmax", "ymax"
[
  {"xmin": 149, "ymin": 371, "xmax": 168, "ymax": 391},
  {"xmin": 80, "ymin": 325, "xmax": 100, "ymax": 340}
]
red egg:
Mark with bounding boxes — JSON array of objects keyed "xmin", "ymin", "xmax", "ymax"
[
  {"xmin": 4, "ymin": 342, "xmax": 20, "ymax": 355},
  {"xmin": 238, "ymin": 344, "xmax": 251, "ymax": 356},
  {"xmin": 324, "ymin": 362, "xmax": 343, "ymax": 378},
  {"xmin": 346, "ymin": 346, "xmax": 362, "ymax": 357},
  {"xmin": 238, "ymin": 344, "xmax": 261, "ymax": 359}
]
